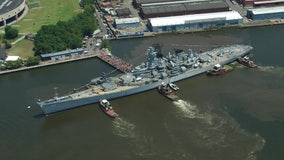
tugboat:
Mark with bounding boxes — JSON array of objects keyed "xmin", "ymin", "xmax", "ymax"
[
  {"xmin": 237, "ymin": 56, "xmax": 257, "ymax": 68},
  {"xmin": 158, "ymin": 82, "xmax": 179, "ymax": 101},
  {"xmin": 99, "ymin": 99, "xmax": 118, "ymax": 118},
  {"xmin": 207, "ymin": 64, "xmax": 233, "ymax": 76},
  {"xmin": 168, "ymin": 82, "xmax": 179, "ymax": 91}
]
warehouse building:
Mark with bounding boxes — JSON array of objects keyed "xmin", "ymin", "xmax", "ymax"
[
  {"xmin": 116, "ymin": 8, "xmax": 131, "ymax": 18},
  {"xmin": 148, "ymin": 11, "xmax": 243, "ymax": 32},
  {"xmin": 247, "ymin": 6, "xmax": 284, "ymax": 20},
  {"xmin": 238, "ymin": 0, "xmax": 284, "ymax": 7},
  {"xmin": 133, "ymin": 0, "xmax": 183, "ymax": 8},
  {"xmin": 40, "ymin": 48, "xmax": 85, "ymax": 61},
  {"xmin": 114, "ymin": 17, "xmax": 140, "ymax": 29},
  {"xmin": 253, "ymin": 0, "xmax": 284, "ymax": 7},
  {"xmin": 140, "ymin": 0, "xmax": 229, "ymax": 19}
]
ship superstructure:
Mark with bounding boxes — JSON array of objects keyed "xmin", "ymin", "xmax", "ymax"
[{"xmin": 37, "ymin": 44, "xmax": 253, "ymax": 115}]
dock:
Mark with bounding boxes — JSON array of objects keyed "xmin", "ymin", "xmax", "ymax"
[
  {"xmin": 0, "ymin": 49, "xmax": 134, "ymax": 75},
  {"xmin": 97, "ymin": 51, "xmax": 133, "ymax": 73}
]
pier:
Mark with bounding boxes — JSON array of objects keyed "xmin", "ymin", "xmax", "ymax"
[
  {"xmin": 97, "ymin": 50, "xmax": 133, "ymax": 73},
  {"xmin": 0, "ymin": 49, "xmax": 134, "ymax": 75}
]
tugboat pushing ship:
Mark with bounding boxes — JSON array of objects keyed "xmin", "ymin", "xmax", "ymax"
[
  {"xmin": 37, "ymin": 44, "xmax": 253, "ymax": 115},
  {"xmin": 158, "ymin": 82, "xmax": 179, "ymax": 101}
]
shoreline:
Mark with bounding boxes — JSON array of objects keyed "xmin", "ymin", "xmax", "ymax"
[
  {"xmin": 1, "ymin": 19, "xmax": 284, "ymax": 75},
  {"xmin": 0, "ymin": 53, "xmax": 97, "ymax": 75}
]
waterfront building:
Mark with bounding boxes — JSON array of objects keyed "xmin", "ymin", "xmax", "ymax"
[
  {"xmin": 247, "ymin": 6, "xmax": 284, "ymax": 20},
  {"xmin": 147, "ymin": 11, "xmax": 243, "ymax": 32},
  {"xmin": 238, "ymin": 0, "xmax": 284, "ymax": 7},
  {"xmin": 253, "ymin": 0, "xmax": 284, "ymax": 7},
  {"xmin": 140, "ymin": 0, "xmax": 229, "ymax": 19},
  {"xmin": 133, "ymin": 0, "xmax": 182, "ymax": 8},
  {"xmin": 114, "ymin": 17, "xmax": 140, "ymax": 29},
  {"xmin": 40, "ymin": 48, "xmax": 85, "ymax": 61}
]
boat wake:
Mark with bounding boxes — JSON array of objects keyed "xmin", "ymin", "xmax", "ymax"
[
  {"xmin": 112, "ymin": 117, "xmax": 157, "ymax": 157},
  {"xmin": 173, "ymin": 100, "xmax": 198, "ymax": 119},
  {"xmin": 257, "ymin": 65, "xmax": 284, "ymax": 76},
  {"xmin": 173, "ymin": 100, "xmax": 219, "ymax": 126},
  {"xmin": 171, "ymin": 100, "xmax": 265, "ymax": 159},
  {"xmin": 112, "ymin": 117, "xmax": 136, "ymax": 138}
]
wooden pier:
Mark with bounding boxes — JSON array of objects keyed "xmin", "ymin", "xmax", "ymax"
[{"xmin": 97, "ymin": 51, "xmax": 133, "ymax": 73}]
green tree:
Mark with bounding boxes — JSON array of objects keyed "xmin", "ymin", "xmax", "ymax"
[
  {"xmin": 4, "ymin": 26, "xmax": 19, "ymax": 39},
  {"xmin": 25, "ymin": 56, "xmax": 40, "ymax": 66},
  {"xmin": 33, "ymin": 1, "xmax": 97, "ymax": 56},
  {"xmin": 5, "ymin": 59, "xmax": 23, "ymax": 69},
  {"xmin": 100, "ymin": 39, "xmax": 111, "ymax": 51}
]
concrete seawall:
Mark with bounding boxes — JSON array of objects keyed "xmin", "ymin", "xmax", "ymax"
[
  {"xmin": 0, "ymin": 49, "xmax": 135, "ymax": 75},
  {"xmin": 0, "ymin": 53, "xmax": 98, "ymax": 75}
]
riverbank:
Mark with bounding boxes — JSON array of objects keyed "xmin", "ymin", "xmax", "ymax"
[{"xmin": 0, "ymin": 52, "xmax": 97, "ymax": 75}]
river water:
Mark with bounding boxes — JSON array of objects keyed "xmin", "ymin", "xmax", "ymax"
[{"xmin": 0, "ymin": 25, "xmax": 283, "ymax": 160}]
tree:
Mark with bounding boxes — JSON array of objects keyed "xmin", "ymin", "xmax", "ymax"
[
  {"xmin": 33, "ymin": 1, "xmax": 97, "ymax": 56},
  {"xmin": 5, "ymin": 59, "xmax": 23, "ymax": 69},
  {"xmin": 25, "ymin": 56, "xmax": 40, "ymax": 66},
  {"xmin": 4, "ymin": 26, "xmax": 19, "ymax": 39},
  {"xmin": 100, "ymin": 39, "xmax": 111, "ymax": 51},
  {"xmin": 2, "ymin": 40, "xmax": 12, "ymax": 49}
]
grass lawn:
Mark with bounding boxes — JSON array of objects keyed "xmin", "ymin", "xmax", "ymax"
[
  {"xmin": 14, "ymin": 0, "xmax": 82, "ymax": 34},
  {"xmin": 7, "ymin": 39, "xmax": 34, "ymax": 60},
  {"xmin": 3, "ymin": 0, "xmax": 82, "ymax": 58}
]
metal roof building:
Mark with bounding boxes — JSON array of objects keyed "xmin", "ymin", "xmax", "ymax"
[
  {"xmin": 133, "ymin": 0, "xmax": 183, "ymax": 8},
  {"xmin": 247, "ymin": 6, "xmax": 284, "ymax": 20},
  {"xmin": 114, "ymin": 17, "xmax": 140, "ymax": 29},
  {"xmin": 140, "ymin": 0, "xmax": 229, "ymax": 19},
  {"xmin": 148, "ymin": 11, "xmax": 243, "ymax": 32},
  {"xmin": 40, "ymin": 48, "xmax": 85, "ymax": 60}
]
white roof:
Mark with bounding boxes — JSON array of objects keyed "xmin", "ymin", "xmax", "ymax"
[
  {"xmin": 101, "ymin": 99, "xmax": 108, "ymax": 103},
  {"xmin": 115, "ymin": 17, "xmax": 140, "ymax": 25},
  {"xmin": 149, "ymin": 11, "xmax": 242, "ymax": 27},
  {"xmin": 5, "ymin": 56, "xmax": 20, "ymax": 61},
  {"xmin": 215, "ymin": 64, "xmax": 221, "ymax": 67},
  {"xmin": 248, "ymin": 6, "xmax": 284, "ymax": 15}
]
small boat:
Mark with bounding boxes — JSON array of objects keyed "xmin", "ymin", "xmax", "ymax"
[
  {"xmin": 168, "ymin": 82, "xmax": 179, "ymax": 91},
  {"xmin": 207, "ymin": 64, "xmax": 233, "ymax": 76},
  {"xmin": 237, "ymin": 56, "xmax": 257, "ymax": 68},
  {"xmin": 99, "ymin": 99, "xmax": 118, "ymax": 118},
  {"xmin": 158, "ymin": 82, "xmax": 179, "ymax": 101}
]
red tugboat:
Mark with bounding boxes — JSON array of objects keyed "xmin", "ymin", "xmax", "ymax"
[
  {"xmin": 158, "ymin": 82, "xmax": 179, "ymax": 101},
  {"xmin": 207, "ymin": 64, "xmax": 233, "ymax": 76},
  {"xmin": 99, "ymin": 99, "xmax": 118, "ymax": 118},
  {"xmin": 237, "ymin": 56, "xmax": 257, "ymax": 68}
]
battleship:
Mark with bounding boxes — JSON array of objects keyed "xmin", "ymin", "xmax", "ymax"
[{"xmin": 37, "ymin": 44, "xmax": 253, "ymax": 115}]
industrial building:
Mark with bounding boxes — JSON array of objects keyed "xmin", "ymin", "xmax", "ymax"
[
  {"xmin": 147, "ymin": 11, "xmax": 243, "ymax": 32},
  {"xmin": 253, "ymin": 0, "xmax": 284, "ymax": 7},
  {"xmin": 140, "ymin": 0, "xmax": 229, "ymax": 19},
  {"xmin": 116, "ymin": 8, "xmax": 131, "ymax": 17},
  {"xmin": 247, "ymin": 6, "xmax": 284, "ymax": 20},
  {"xmin": 133, "ymin": 0, "xmax": 182, "ymax": 8},
  {"xmin": 114, "ymin": 17, "xmax": 140, "ymax": 29},
  {"xmin": 40, "ymin": 48, "xmax": 85, "ymax": 61},
  {"xmin": 0, "ymin": 0, "xmax": 26, "ymax": 27},
  {"xmin": 238, "ymin": 0, "xmax": 284, "ymax": 7}
]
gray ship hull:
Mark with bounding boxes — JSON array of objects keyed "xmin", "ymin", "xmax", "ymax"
[{"xmin": 38, "ymin": 45, "xmax": 252, "ymax": 115}]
